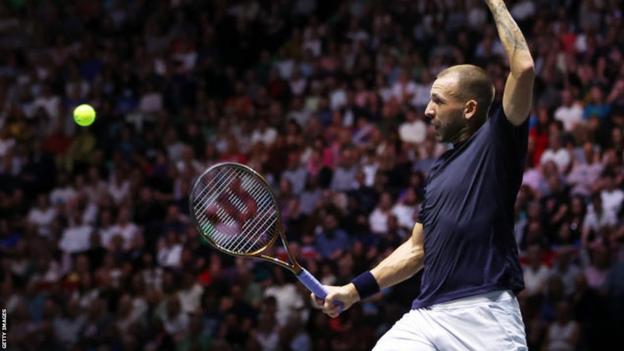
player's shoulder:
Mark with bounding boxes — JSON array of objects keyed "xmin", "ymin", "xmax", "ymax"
[
  {"xmin": 492, "ymin": 104, "xmax": 529, "ymax": 128},
  {"xmin": 486, "ymin": 104, "xmax": 529, "ymax": 136}
]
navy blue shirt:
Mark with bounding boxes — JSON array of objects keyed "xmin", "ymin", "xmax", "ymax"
[{"xmin": 412, "ymin": 107, "xmax": 528, "ymax": 309}]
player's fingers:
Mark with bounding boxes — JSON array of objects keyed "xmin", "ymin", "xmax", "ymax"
[
  {"xmin": 327, "ymin": 309, "xmax": 340, "ymax": 318},
  {"xmin": 322, "ymin": 297, "xmax": 331, "ymax": 310},
  {"xmin": 309, "ymin": 293, "xmax": 317, "ymax": 306},
  {"xmin": 323, "ymin": 298, "xmax": 341, "ymax": 316},
  {"xmin": 310, "ymin": 293, "xmax": 323, "ymax": 308}
]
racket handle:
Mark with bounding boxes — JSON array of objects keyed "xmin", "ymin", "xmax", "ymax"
[{"xmin": 297, "ymin": 268, "xmax": 344, "ymax": 311}]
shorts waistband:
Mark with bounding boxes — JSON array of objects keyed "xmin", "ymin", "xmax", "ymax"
[{"xmin": 427, "ymin": 290, "xmax": 515, "ymax": 311}]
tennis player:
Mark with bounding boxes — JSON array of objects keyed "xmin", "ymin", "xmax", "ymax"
[{"xmin": 313, "ymin": 1, "xmax": 534, "ymax": 349}]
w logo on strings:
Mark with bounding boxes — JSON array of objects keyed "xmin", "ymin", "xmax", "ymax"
[{"xmin": 206, "ymin": 177, "xmax": 258, "ymax": 230}]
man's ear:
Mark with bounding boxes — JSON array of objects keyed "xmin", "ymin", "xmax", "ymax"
[{"xmin": 464, "ymin": 99, "xmax": 478, "ymax": 120}]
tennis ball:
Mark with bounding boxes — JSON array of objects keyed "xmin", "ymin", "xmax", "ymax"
[{"xmin": 73, "ymin": 104, "xmax": 96, "ymax": 127}]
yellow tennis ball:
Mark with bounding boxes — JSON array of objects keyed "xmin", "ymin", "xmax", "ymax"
[{"xmin": 73, "ymin": 104, "xmax": 96, "ymax": 127}]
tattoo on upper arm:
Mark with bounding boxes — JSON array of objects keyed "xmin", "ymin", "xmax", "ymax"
[{"xmin": 489, "ymin": 1, "xmax": 529, "ymax": 52}]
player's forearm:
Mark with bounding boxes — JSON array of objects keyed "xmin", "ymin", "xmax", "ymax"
[
  {"xmin": 370, "ymin": 236, "xmax": 424, "ymax": 290},
  {"xmin": 485, "ymin": 0, "xmax": 534, "ymax": 76},
  {"xmin": 346, "ymin": 224, "xmax": 424, "ymax": 302}
]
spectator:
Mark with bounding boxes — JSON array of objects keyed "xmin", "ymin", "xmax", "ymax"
[
  {"xmin": 391, "ymin": 70, "xmax": 417, "ymax": 104},
  {"xmin": 523, "ymin": 245, "xmax": 551, "ymax": 297},
  {"xmin": 584, "ymin": 244, "xmax": 611, "ymax": 291},
  {"xmin": 282, "ymin": 151, "xmax": 307, "ymax": 195},
  {"xmin": 59, "ymin": 211, "xmax": 94, "ymax": 255},
  {"xmin": 264, "ymin": 268, "xmax": 305, "ymax": 327},
  {"xmin": 157, "ymin": 231, "xmax": 183, "ymax": 268},
  {"xmin": 545, "ymin": 302, "xmax": 580, "ymax": 351},
  {"xmin": 398, "ymin": 107, "xmax": 427, "ymax": 145},
  {"xmin": 97, "ymin": 209, "xmax": 116, "ymax": 250},
  {"xmin": 583, "ymin": 85, "xmax": 611, "ymax": 122},
  {"xmin": 251, "ymin": 119, "xmax": 278, "ymax": 147},
  {"xmin": 554, "ymin": 90, "xmax": 583, "ymax": 133},
  {"xmin": 178, "ymin": 273, "xmax": 204, "ymax": 315},
  {"xmin": 314, "ymin": 212, "xmax": 350, "ymax": 260},
  {"xmin": 26, "ymin": 194, "xmax": 57, "ymax": 238},
  {"xmin": 529, "ymin": 106, "xmax": 551, "ymax": 167},
  {"xmin": 414, "ymin": 139, "xmax": 438, "ymax": 174},
  {"xmin": 567, "ymin": 142, "xmax": 603, "ymax": 196},
  {"xmin": 541, "ymin": 133, "xmax": 571, "ymax": 173},
  {"xmin": 600, "ymin": 174, "xmax": 624, "ymax": 214},
  {"xmin": 159, "ymin": 296, "xmax": 190, "ymax": 342},
  {"xmin": 49, "ymin": 173, "xmax": 77, "ymax": 206},
  {"xmin": 107, "ymin": 171, "xmax": 131, "ymax": 206},
  {"xmin": 177, "ymin": 312, "xmax": 212, "ymax": 351},
  {"xmin": 582, "ymin": 193, "xmax": 617, "ymax": 246},
  {"xmin": 111, "ymin": 206, "xmax": 142, "ymax": 252},
  {"xmin": 52, "ymin": 299, "xmax": 85, "ymax": 348},
  {"xmin": 330, "ymin": 148, "xmax": 357, "ymax": 192},
  {"xmin": 391, "ymin": 187, "xmax": 418, "ymax": 231},
  {"xmin": 369, "ymin": 191, "xmax": 393, "ymax": 235},
  {"xmin": 550, "ymin": 248, "xmax": 581, "ymax": 297}
]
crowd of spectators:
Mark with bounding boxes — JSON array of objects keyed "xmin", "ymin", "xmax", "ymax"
[{"xmin": 1, "ymin": 0, "xmax": 623, "ymax": 350}]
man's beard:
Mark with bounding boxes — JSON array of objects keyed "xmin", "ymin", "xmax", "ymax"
[{"xmin": 436, "ymin": 113, "xmax": 465, "ymax": 143}]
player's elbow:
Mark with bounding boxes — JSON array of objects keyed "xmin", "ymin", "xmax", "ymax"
[
  {"xmin": 520, "ymin": 63, "xmax": 535, "ymax": 77},
  {"xmin": 513, "ymin": 61, "xmax": 535, "ymax": 79}
]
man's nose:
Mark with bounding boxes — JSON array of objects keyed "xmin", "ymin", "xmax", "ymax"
[{"xmin": 424, "ymin": 109, "xmax": 434, "ymax": 122}]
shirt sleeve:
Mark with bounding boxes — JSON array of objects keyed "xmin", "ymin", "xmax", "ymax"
[
  {"xmin": 490, "ymin": 106, "xmax": 529, "ymax": 151},
  {"xmin": 489, "ymin": 105, "xmax": 529, "ymax": 168},
  {"xmin": 418, "ymin": 204, "xmax": 426, "ymax": 224}
]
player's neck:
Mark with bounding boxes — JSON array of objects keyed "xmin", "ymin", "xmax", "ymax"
[
  {"xmin": 450, "ymin": 126, "xmax": 474, "ymax": 146},
  {"xmin": 451, "ymin": 116, "xmax": 487, "ymax": 146}
]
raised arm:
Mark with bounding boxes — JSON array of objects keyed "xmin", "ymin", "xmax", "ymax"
[
  {"xmin": 485, "ymin": 0, "xmax": 535, "ymax": 126},
  {"xmin": 314, "ymin": 223, "xmax": 425, "ymax": 318}
]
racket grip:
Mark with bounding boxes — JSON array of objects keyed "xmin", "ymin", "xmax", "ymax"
[{"xmin": 297, "ymin": 268, "xmax": 344, "ymax": 311}]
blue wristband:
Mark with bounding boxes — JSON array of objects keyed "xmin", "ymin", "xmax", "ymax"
[{"xmin": 351, "ymin": 271, "xmax": 380, "ymax": 300}]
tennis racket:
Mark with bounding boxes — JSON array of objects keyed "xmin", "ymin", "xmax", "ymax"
[{"xmin": 189, "ymin": 162, "xmax": 339, "ymax": 307}]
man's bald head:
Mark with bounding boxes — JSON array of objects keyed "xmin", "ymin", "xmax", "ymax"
[{"xmin": 437, "ymin": 65, "xmax": 495, "ymax": 124}]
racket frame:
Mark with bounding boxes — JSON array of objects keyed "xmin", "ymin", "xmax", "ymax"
[{"xmin": 189, "ymin": 162, "xmax": 304, "ymax": 275}]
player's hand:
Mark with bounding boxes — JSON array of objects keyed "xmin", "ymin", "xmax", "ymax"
[{"xmin": 310, "ymin": 283, "xmax": 360, "ymax": 318}]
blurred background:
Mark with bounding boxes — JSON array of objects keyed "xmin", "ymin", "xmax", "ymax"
[{"xmin": 0, "ymin": 0, "xmax": 623, "ymax": 350}]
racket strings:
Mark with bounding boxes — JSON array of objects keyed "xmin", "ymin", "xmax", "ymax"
[
  {"xmin": 222, "ymin": 194, "xmax": 277, "ymax": 253},
  {"xmin": 192, "ymin": 168, "xmax": 239, "ymax": 215},
  {"xmin": 219, "ymin": 190, "xmax": 273, "ymax": 250},
  {"xmin": 202, "ymin": 172, "xmax": 262, "ymax": 245},
  {"xmin": 191, "ymin": 166, "xmax": 280, "ymax": 254},
  {"xmin": 211, "ymin": 177, "xmax": 274, "ymax": 250},
  {"xmin": 231, "ymin": 196, "xmax": 276, "ymax": 252},
  {"xmin": 194, "ymin": 170, "xmax": 249, "ymax": 244},
  {"xmin": 193, "ymin": 170, "xmax": 243, "ymax": 243}
]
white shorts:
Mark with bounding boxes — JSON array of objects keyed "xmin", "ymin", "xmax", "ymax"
[{"xmin": 373, "ymin": 290, "xmax": 527, "ymax": 351}]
